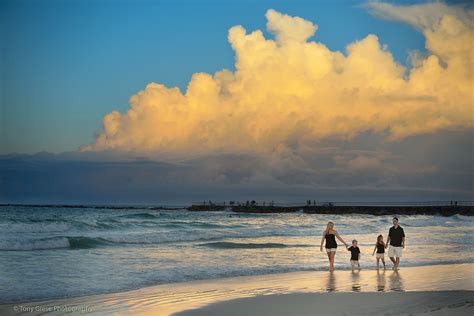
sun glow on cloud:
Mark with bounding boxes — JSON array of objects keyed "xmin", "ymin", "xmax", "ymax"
[{"xmin": 82, "ymin": 3, "xmax": 473, "ymax": 158}]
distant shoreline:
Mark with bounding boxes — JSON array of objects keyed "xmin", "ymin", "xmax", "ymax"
[{"xmin": 1, "ymin": 202, "xmax": 473, "ymax": 216}]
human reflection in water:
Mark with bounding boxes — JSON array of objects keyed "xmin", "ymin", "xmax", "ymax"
[
  {"xmin": 388, "ymin": 270, "xmax": 405, "ymax": 291},
  {"xmin": 351, "ymin": 270, "xmax": 361, "ymax": 292},
  {"xmin": 325, "ymin": 271, "xmax": 337, "ymax": 292},
  {"xmin": 376, "ymin": 269, "xmax": 386, "ymax": 292}
]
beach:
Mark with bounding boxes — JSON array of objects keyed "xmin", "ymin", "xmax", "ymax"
[
  {"xmin": 1, "ymin": 206, "xmax": 473, "ymax": 315},
  {"xmin": 176, "ymin": 291, "xmax": 473, "ymax": 316},
  {"xmin": 2, "ymin": 207, "xmax": 473, "ymax": 303},
  {"xmin": 1, "ymin": 263, "xmax": 472, "ymax": 315}
]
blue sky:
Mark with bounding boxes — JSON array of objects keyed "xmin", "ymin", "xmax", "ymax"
[{"xmin": 0, "ymin": 0, "xmax": 430, "ymax": 154}]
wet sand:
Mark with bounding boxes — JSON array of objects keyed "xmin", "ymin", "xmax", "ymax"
[
  {"xmin": 0, "ymin": 263, "xmax": 472, "ymax": 315},
  {"xmin": 175, "ymin": 291, "xmax": 473, "ymax": 316}
]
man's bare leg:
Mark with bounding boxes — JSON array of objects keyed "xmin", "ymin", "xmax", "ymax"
[{"xmin": 394, "ymin": 257, "xmax": 400, "ymax": 270}]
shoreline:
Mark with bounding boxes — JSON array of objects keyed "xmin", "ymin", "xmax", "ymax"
[
  {"xmin": 1, "ymin": 261, "xmax": 471, "ymax": 305},
  {"xmin": 1, "ymin": 263, "xmax": 472, "ymax": 315}
]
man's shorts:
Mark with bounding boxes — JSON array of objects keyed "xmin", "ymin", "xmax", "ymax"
[{"xmin": 388, "ymin": 245, "xmax": 403, "ymax": 258}]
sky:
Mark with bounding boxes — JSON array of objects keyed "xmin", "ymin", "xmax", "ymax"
[
  {"xmin": 1, "ymin": 0, "xmax": 430, "ymax": 154},
  {"xmin": 0, "ymin": 0, "xmax": 473, "ymax": 204}
]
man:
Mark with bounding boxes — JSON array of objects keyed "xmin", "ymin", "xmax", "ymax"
[{"xmin": 385, "ymin": 217, "xmax": 405, "ymax": 270}]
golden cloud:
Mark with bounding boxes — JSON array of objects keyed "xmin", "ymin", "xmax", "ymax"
[{"xmin": 82, "ymin": 6, "xmax": 473, "ymax": 157}]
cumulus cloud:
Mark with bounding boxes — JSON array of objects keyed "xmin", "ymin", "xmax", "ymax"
[{"xmin": 82, "ymin": 3, "xmax": 473, "ymax": 160}]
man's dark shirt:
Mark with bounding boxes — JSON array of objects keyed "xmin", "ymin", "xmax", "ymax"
[{"xmin": 389, "ymin": 226, "xmax": 405, "ymax": 247}]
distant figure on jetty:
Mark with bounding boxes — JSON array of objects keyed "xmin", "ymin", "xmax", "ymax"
[
  {"xmin": 386, "ymin": 217, "xmax": 405, "ymax": 270},
  {"xmin": 320, "ymin": 221, "xmax": 349, "ymax": 271}
]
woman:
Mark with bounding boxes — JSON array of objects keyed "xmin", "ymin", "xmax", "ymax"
[{"xmin": 320, "ymin": 221, "xmax": 349, "ymax": 271}]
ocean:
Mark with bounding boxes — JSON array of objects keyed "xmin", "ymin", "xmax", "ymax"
[{"xmin": 0, "ymin": 205, "xmax": 472, "ymax": 303}]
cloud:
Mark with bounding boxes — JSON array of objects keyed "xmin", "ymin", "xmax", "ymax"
[
  {"xmin": 82, "ymin": 4, "xmax": 473, "ymax": 163},
  {"xmin": 364, "ymin": 1, "xmax": 474, "ymax": 31},
  {"xmin": 265, "ymin": 9, "xmax": 317, "ymax": 44},
  {"xmin": 2, "ymin": 130, "xmax": 473, "ymax": 204}
]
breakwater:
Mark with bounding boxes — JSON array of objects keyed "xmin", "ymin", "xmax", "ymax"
[{"xmin": 187, "ymin": 202, "xmax": 473, "ymax": 216}]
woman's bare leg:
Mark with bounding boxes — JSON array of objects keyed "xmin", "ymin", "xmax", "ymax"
[
  {"xmin": 329, "ymin": 252, "xmax": 336, "ymax": 271},
  {"xmin": 326, "ymin": 252, "xmax": 332, "ymax": 270}
]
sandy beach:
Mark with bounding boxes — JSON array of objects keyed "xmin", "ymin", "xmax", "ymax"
[
  {"xmin": 176, "ymin": 291, "xmax": 473, "ymax": 316},
  {"xmin": 1, "ymin": 263, "xmax": 472, "ymax": 315}
]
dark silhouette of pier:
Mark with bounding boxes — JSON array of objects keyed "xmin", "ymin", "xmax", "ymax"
[{"xmin": 186, "ymin": 200, "xmax": 474, "ymax": 216}]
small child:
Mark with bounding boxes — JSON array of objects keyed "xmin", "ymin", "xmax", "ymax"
[
  {"xmin": 347, "ymin": 240, "xmax": 361, "ymax": 270},
  {"xmin": 372, "ymin": 234, "xmax": 386, "ymax": 269}
]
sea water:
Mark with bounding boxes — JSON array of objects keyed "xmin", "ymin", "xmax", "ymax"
[{"xmin": 0, "ymin": 205, "xmax": 472, "ymax": 303}]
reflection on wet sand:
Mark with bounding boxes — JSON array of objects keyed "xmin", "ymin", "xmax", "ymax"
[
  {"xmin": 351, "ymin": 270, "xmax": 361, "ymax": 292},
  {"xmin": 326, "ymin": 271, "xmax": 337, "ymax": 292},
  {"xmin": 0, "ymin": 264, "xmax": 469, "ymax": 316},
  {"xmin": 323, "ymin": 269, "xmax": 403, "ymax": 292},
  {"xmin": 376, "ymin": 270, "xmax": 385, "ymax": 292},
  {"xmin": 388, "ymin": 270, "xmax": 405, "ymax": 291}
]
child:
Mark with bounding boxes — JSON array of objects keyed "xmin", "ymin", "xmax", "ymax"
[
  {"xmin": 372, "ymin": 234, "xmax": 386, "ymax": 269},
  {"xmin": 347, "ymin": 240, "xmax": 361, "ymax": 270}
]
